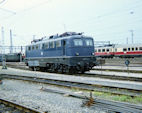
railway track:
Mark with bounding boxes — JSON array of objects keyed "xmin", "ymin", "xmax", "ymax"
[
  {"xmin": 76, "ymin": 72, "xmax": 142, "ymax": 82},
  {"xmin": 0, "ymin": 73, "xmax": 142, "ymax": 97},
  {"xmin": 2, "ymin": 63, "xmax": 142, "ymax": 82},
  {"xmin": 3, "ymin": 62, "xmax": 142, "ymax": 73},
  {"xmin": 93, "ymin": 68, "xmax": 142, "ymax": 73},
  {"xmin": 1, "ymin": 75, "xmax": 142, "ymax": 113},
  {"xmin": 41, "ymin": 88, "xmax": 142, "ymax": 113},
  {"xmin": 0, "ymin": 98, "xmax": 44, "ymax": 113}
]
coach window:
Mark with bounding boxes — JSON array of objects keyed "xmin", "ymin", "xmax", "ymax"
[
  {"xmin": 56, "ymin": 40, "xmax": 61, "ymax": 48},
  {"xmin": 123, "ymin": 48, "xmax": 127, "ymax": 52},
  {"xmin": 50, "ymin": 42, "xmax": 54, "ymax": 48},
  {"xmin": 106, "ymin": 49, "xmax": 109, "ymax": 52},
  {"xmin": 132, "ymin": 48, "xmax": 134, "ymax": 51},
  {"xmin": 128, "ymin": 48, "xmax": 130, "ymax": 51},
  {"xmin": 73, "ymin": 39, "xmax": 83, "ymax": 46},
  {"xmin": 102, "ymin": 49, "xmax": 105, "ymax": 52},
  {"xmin": 115, "ymin": 49, "xmax": 117, "ymax": 52},
  {"xmin": 135, "ymin": 47, "xmax": 138, "ymax": 51},
  {"xmin": 85, "ymin": 39, "xmax": 93, "ymax": 46},
  {"xmin": 139, "ymin": 47, "xmax": 142, "ymax": 50},
  {"xmin": 28, "ymin": 46, "xmax": 31, "ymax": 51},
  {"xmin": 98, "ymin": 49, "xmax": 101, "ymax": 52}
]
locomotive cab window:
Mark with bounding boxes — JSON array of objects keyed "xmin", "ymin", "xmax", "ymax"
[
  {"xmin": 85, "ymin": 39, "xmax": 93, "ymax": 46},
  {"xmin": 73, "ymin": 39, "xmax": 83, "ymax": 46}
]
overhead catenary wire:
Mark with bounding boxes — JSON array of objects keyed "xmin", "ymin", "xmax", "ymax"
[
  {"xmin": 0, "ymin": 0, "xmax": 51, "ymax": 22},
  {"xmin": 67, "ymin": 0, "xmax": 142, "ymax": 28},
  {"xmin": 0, "ymin": 0, "xmax": 142, "ymax": 44}
]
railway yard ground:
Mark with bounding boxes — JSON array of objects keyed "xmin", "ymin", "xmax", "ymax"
[{"xmin": 0, "ymin": 60, "xmax": 142, "ymax": 113}]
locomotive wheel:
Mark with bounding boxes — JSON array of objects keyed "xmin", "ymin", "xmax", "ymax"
[
  {"xmin": 57, "ymin": 64, "xmax": 63, "ymax": 73},
  {"xmin": 80, "ymin": 70, "xmax": 85, "ymax": 74},
  {"xmin": 66, "ymin": 66, "xmax": 77, "ymax": 74},
  {"xmin": 51, "ymin": 64, "xmax": 57, "ymax": 73},
  {"xmin": 29, "ymin": 67, "xmax": 34, "ymax": 71},
  {"xmin": 39, "ymin": 67, "xmax": 46, "ymax": 72}
]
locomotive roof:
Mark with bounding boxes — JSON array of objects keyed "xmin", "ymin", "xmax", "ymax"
[{"xmin": 27, "ymin": 35, "xmax": 93, "ymax": 46}]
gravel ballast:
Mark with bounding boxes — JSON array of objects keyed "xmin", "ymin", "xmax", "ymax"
[{"xmin": 0, "ymin": 79, "xmax": 106, "ymax": 113}]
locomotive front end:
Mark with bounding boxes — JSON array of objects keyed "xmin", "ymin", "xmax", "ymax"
[{"xmin": 68, "ymin": 36, "xmax": 96, "ymax": 73}]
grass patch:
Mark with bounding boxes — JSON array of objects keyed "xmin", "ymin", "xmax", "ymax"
[{"xmin": 92, "ymin": 91, "xmax": 142, "ymax": 104}]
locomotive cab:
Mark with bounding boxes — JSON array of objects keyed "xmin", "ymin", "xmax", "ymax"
[{"xmin": 64, "ymin": 36, "xmax": 94, "ymax": 57}]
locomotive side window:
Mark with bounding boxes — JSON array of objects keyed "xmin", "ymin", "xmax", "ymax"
[
  {"xmin": 139, "ymin": 47, "xmax": 142, "ymax": 50},
  {"xmin": 36, "ymin": 45, "xmax": 39, "ymax": 50},
  {"xmin": 115, "ymin": 49, "xmax": 117, "ymax": 52},
  {"xmin": 50, "ymin": 42, "xmax": 54, "ymax": 48},
  {"xmin": 28, "ymin": 46, "xmax": 31, "ymax": 51},
  {"xmin": 128, "ymin": 48, "xmax": 130, "ymax": 51},
  {"xmin": 73, "ymin": 39, "xmax": 83, "ymax": 46},
  {"xmin": 95, "ymin": 49, "xmax": 97, "ymax": 52},
  {"xmin": 85, "ymin": 39, "xmax": 93, "ymax": 46},
  {"xmin": 56, "ymin": 40, "xmax": 61, "ymax": 48},
  {"xmin": 45, "ymin": 43, "xmax": 49, "ymax": 49},
  {"xmin": 123, "ymin": 48, "xmax": 127, "ymax": 51},
  {"xmin": 42, "ymin": 43, "xmax": 45, "ymax": 49},
  {"xmin": 32, "ymin": 46, "xmax": 34, "ymax": 50}
]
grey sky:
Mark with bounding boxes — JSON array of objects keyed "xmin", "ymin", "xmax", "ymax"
[{"xmin": 0, "ymin": 0, "xmax": 142, "ymax": 46}]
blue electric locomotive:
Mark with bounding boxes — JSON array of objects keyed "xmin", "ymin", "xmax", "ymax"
[{"xmin": 25, "ymin": 32, "xmax": 96, "ymax": 74}]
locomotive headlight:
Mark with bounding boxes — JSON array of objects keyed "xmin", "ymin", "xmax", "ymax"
[
  {"xmin": 77, "ymin": 62, "xmax": 81, "ymax": 65},
  {"xmin": 76, "ymin": 52, "xmax": 79, "ymax": 56}
]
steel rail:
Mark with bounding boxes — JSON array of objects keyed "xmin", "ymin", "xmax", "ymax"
[
  {"xmin": 78, "ymin": 73, "xmax": 142, "ymax": 82},
  {"xmin": 1, "ymin": 74, "xmax": 142, "ymax": 97},
  {"xmin": 40, "ymin": 88, "xmax": 142, "ymax": 113},
  {"xmin": 92, "ymin": 68, "xmax": 142, "ymax": 73},
  {"xmin": 0, "ymin": 98, "xmax": 45, "ymax": 113}
]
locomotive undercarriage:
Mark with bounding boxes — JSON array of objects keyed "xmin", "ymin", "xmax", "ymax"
[{"xmin": 27, "ymin": 56, "xmax": 96, "ymax": 74}]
